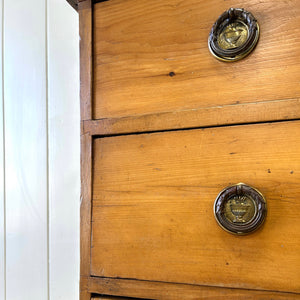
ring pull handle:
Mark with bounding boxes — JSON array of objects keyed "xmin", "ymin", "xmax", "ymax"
[
  {"xmin": 214, "ymin": 183, "xmax": 267, "ymax": 235},
  {"xmin": 208, "ymin": 8, "xmax": 260, "ymax": 62}
]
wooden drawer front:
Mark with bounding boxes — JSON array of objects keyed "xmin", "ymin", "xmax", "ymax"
[
  {"xmin": 91, "ymin": 121, "xmax": 300, "ymax": 293},
  {"xmin": 91, "ymin": 293, "xmax": 300, "ymax": 300},
  {"xmin": 93, "ymin": 0, "xmax": 300, "ymax": 121},
  {"xmin": 92, "ymin": 297, "xmax": 141, "ymax": 300}
]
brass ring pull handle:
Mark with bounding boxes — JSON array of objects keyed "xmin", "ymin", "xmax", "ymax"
[
  {"xmin": 214, "ymin": 183, "xmax": 267, "ymax": 235},
  {"xmin": 208, "ymin": 8, "xmax": 260, "ymax": 62}
]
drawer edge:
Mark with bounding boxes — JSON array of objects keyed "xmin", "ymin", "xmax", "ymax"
[
  {"xmin": 88, "ymin": 277, "xmax": 300, "ymax": 300},
  {"xmin": 82, "ymin": 98, "xmax": 300, "ymax": 136}
]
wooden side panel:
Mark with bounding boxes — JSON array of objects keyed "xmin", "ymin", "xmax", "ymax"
[
  {"xmin": 48, "ymin": 0, "xmax": 80, "ymax": 299},
  {"xmin": 91, "ymin": 121, "xmax": 300, "ymax": 293},
  {"xmin": 89, "ymin": 277, "xmax": 300, "ymax": 300},
  {"xmin": 81, "ymin": 132, "xmax": 93, "ymax": 300},
  {"xmin": 3, "ymin": 0, "xmax": 48, "ymax": 299},
  {"xmin": 79, "ymin": 1, "xmax": 93, "ymax": 300},
  {"xmin": 80, "ymin": 0, "xmax": 92, "ymax": 121},
  {"xmin": 93, "ymin": 0, "xmax": 300, "ymax": 121}
]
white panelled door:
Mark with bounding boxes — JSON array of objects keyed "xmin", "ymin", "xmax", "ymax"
[{"xmin": 1, "ymin": 0, "xmax": 79, "ymax": 299}]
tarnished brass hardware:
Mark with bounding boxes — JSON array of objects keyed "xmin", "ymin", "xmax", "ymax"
[
  {"xmin": 214, "ymin": 183, "xmax": 267, "ymax": 235},
  {"xmin": 208, "ymin": 8, "xmax": 259, "ymax": 62}
]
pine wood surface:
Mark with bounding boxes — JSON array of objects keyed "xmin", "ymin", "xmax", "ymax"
[
  {"xmin": 93, "ymin": 0, "xmax": 300, "ymax": 123},
  {"xmin": 80, "ymin": 132, "xmax": 92, "ymax": 300},
  {"xmin": 80, "ymin": 0, "xmax": 92, "ymax": 121},
  {"xmin": 91, "ymin": 298, "xmax": 136, "ymax": 300},
  {"xmin": 92, "ymin": 296, "xmax": 145, "ymax": 300},
  {"xmin": 91, "ymin": 121, "xmax": 300, "ymax": 293},
  {"xmin": 81, "ymin": 1, "xmax": 300, "ymax": 298},
  {"xmin": 79, "ymin": 0, "xmax": 93, "ymax": 298},
  {"xmin": 89, "ymin": 278, "xmax": 300, "ymax": 300},
  {"xmin": 82, "ymin": 98, "xmax": 300, "ymax": 136}
]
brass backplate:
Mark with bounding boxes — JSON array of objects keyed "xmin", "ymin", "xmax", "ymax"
[
  {"xmin": 208, "ymin": 8, "xmax": 259, "ymax": 62},
  {"xmin": 214, "ymin": 183, "xmax": 267, "ymax": 235}
]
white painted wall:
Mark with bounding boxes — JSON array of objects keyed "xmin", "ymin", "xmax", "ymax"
[{"xmin": 0, "ymin": 0, "xmax": 80, "ymax": 299}]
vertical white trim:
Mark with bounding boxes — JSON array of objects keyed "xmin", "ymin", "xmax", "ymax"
[
  {"xmin": 48, "ymin": 0, "xmax": 80, "ymax": 299},
  {"xmin": 45, "ymin": 0, "xmax": 50, "ymax": 299},
  {"xmin": 0, "ymin": 0, "xmax": 5, "ymax": 298},
  {"xmin": 4, "ymin": 0, "xmax": 48, "ymax": 299}
]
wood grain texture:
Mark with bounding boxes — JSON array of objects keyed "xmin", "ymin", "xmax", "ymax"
[
  {"xmin": 91, "ymin": 121, "xmax": 300, "ymax": 293},
  {"xmin": 80, "ymin": 133, "xmax": 92, "ymax": 300},
  {"xmin": 83, "ymin": 98, "xmax": 300, "ymax": 136},
  {"xmin": 79, "ymin": 0, "xmax": 92, "ymax": 121},
  {"xmin": 92, "ymin": 296, "xmax": 145, "ymax": 300},
  {"xmin": 80, "ymin": 2, "xmax": 93, "ymax": 299},
  {"xmin": 89, "ymin": 278, "xmax": 300, "ymax": 300},
  {"xmin": 93, "ymin": 0, "xmax": 300, "ymax": 122}
]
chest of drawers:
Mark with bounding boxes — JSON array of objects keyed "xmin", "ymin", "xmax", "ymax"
[{"xmin": 71, "ymin": 0, "xmax": 300, "ymax": 299}]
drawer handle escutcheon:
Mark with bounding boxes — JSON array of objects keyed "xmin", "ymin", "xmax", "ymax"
[
  {"xmin": 208, "ymin": 8, "xmax": 260, "ymax": 62},
  {"xmin": 214, "ymin": 183, "xmax": 267, "ymax": 235}
]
